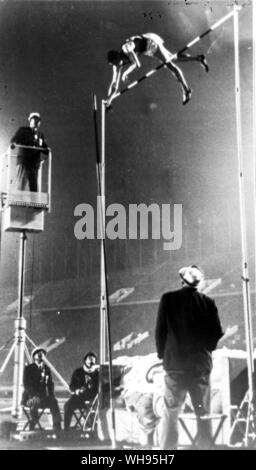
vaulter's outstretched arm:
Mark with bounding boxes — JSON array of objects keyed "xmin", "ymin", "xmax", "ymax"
[
  {"xmin": 107, "ymin": 65, "xmax": 122, "ymax": 106},
  {"xmin": 107, "ymin": 65, "xmax": 118, "ymax": 97}
]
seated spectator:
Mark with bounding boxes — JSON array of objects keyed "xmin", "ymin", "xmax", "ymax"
[
  {"xmin": 64, "ymin": 352, "xmax": 99, "ymax": 431},
  {"xmin": 21, "ymin": 347, "xmax": 62, "ymax": 431}
]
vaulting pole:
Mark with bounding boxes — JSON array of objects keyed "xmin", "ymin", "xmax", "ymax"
[
  {"xmin": 100, "ymin": 100, "xmax": 107, "ymax": 366},
  {"xmin": 93, "ymin": 95, "xmax": 116, "ymax": 448}
]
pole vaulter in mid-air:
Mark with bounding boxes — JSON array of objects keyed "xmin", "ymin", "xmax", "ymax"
[
  {"xmin": 105, "ymin": 10, "xmax": 235, "ymax": 110},
  {"xmin": 107, "ymin": 32, "xmax": 208, "ymax": 108}
]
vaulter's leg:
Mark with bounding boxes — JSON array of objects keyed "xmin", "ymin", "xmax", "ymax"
[
  {"xmin": 154, "ymin": 47, "xmax": 192, "ymax": 105},
  {"xmin": 175, "ymin": 53, "xmax": 209, "ymax": 73}
]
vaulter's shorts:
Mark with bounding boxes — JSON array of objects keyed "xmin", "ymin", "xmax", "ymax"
[{"xmin": 123, "ymin": 33, "xmax": 164, "ymax": 57}]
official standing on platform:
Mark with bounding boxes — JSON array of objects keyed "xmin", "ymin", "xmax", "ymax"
[
  {"xmin": 155, "ymin": 265, "xmax": 223, "ymax": 449},
  {"xmin": 10, "ymin": 112, "xmax": 49, "ymax": 192}
]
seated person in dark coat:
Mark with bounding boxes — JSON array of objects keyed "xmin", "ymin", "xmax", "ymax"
[
  {"xmin": 21, "ymin": 347, "xmax": 62, "ymax": 431},
  {"xmin": 64, "ymin": 352, "xmax": 99, "ymax": 431},
  {"xmin": 10, "ymin": 112, "xmax": 49, "ymax": 192}
]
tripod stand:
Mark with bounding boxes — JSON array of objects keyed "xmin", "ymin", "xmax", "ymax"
[
  {"xmin": 0, "ymin": 231, "xmax": 28, "ymax": 418},
  {"xmin": 0, "ymin": 231, "xmax": 69, "ymax": 418}
]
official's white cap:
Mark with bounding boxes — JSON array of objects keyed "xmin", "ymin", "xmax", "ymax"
[
  {"xmin": 32, "ymin": 347, "xmax": 47, "ymax": 359},
  {"xmin": 28, "ymin": 112, "xmax": 41, "ymax": 121},
  {"xmin": 179, "ymin": 265, "xmax": 203, "ymax": 287}
]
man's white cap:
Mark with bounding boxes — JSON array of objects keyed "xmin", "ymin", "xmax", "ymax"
[
  {"xmin": 28, "ymin": 112, "xmax": 41, "ymax": 121},
  {"xmin": 32, "ymin": 347, "xmax": 47, "ymax": 359},
  {"xmin": 179, "ymin": 265, "xmax": 203, "ymax": 287}
]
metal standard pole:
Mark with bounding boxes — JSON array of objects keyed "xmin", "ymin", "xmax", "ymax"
[
  {"xmin": 232, "ymin": 5, "xmax": 255, "ymax": 447},
  {"xmin": 100, "ymin": 100, "xmax": 107, "ymax": 366},
  {"xmin": 48, "ymin": 149, "xmax": 52, "ymax": 213},
  {"xmin": 12, "ymin": 231, "xmax": 27, "ymax": 417},
  {"xmin": 253, "ymin": 0, "xmax": 256, "ymax": 341}
]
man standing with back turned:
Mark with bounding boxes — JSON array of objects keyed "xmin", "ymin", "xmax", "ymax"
[{"xmin": 155, "ymin": 265, "xmax": 223, "ymax": 449}]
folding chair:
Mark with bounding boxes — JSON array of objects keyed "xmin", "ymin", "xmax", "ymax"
[
  {"xmin": 71, "ymin": 395, "xmax": 99, "ymax": 432},
  {"xmin": 178, "ymin": 413, "xmax": 227, "ymax": 448},
  {"xmin": 22, "ymin": 406, "xmax": 51, "ymax": 431},
  {"xmin": 82, "ymin": 394, "xmax": 99, "ymax": 433},
  {"xmin": 71, "ymin": 406, "xmax": 90, "ymax": 430}
]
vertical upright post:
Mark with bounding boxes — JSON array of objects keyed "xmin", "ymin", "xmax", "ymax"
[
  {"xmin": 12, "ymin": 231, "xmax": 27, "ymax": 417},
  {"xmin": 48, "ymin": 149, "xmax": 52, "ymax": 213},
  {"xmin": 253, "ymin": 0, "xmax": 256, "ymax": 329},
  {"xmin": 233, "ymin": 5, "xmax": 255, "ymax": 446},
  {"xmin": 100, "ymin": 100, "xmax": 107, "ymax": 366}
]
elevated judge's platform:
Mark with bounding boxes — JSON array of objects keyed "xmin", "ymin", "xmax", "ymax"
[
  {"xmin": 0, "ymin": 143, "xmax": 53, "ymax": 420},
  {"xmin": 0, "ymin": 145, "xmax": 52, "ymax": 232}
]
